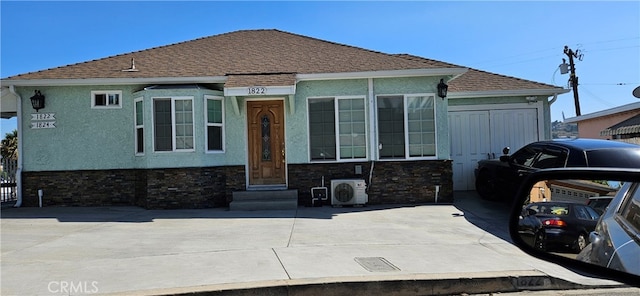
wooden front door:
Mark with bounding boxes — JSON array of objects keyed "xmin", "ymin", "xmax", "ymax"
[{"xmin": 247, "ymin": 100, "xmax": 286, "ymax": 186}]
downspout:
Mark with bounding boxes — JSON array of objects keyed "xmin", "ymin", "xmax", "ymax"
[
  {"xmin": 368, "ymin": 78, "xmax": 376, "ymax": 186},
  {"xmin": 9, "ymin": 85, "xmax": 23, "ymax": 207},
  {"xmin": 548, "ymin": 93, "xmax": 558, "ymax": 105}
]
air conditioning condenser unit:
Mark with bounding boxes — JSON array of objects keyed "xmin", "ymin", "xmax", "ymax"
[{"xmin": 330, "ymin": 179, "xmax": 368, "ymax": 206}]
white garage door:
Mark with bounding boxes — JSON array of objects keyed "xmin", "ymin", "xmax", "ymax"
[{"xmin": 449, "ymin": 108, "xmax": 540, "ymax": 190}]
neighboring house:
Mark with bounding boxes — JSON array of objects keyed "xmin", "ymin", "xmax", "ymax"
[
  {"xmin": 0, "ymin": 29, "xmax": 566, "ymax": 208},
  {"xmin": 600, "ymin": 113, "xmax": 640, "ymax": 145},
  {"xmin": 530, "ymin": 179, "xmax": 618, "ymax": 204},
  {"xmin": 564, "ymin": 102, "xmax": 640, "ymax": 140}
]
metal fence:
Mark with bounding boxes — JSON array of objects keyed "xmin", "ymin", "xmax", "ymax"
[{"xmin": 1, "ymin": 158, "xmax": 17, "ymax": 203}]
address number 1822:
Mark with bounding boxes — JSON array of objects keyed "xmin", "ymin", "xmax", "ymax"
[{"xmin": 248, "ymin": 87, "xmax": 267, "ymax": 95}]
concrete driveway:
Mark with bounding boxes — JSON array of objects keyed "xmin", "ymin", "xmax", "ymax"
[{"xmin": 0, "ymin": 192, "xmax": 629, "ymax": 295}]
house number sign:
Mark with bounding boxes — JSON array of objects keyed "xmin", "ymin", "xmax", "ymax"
[
  {"xmin": 247, "ymin": 87, "xmax": 267, "ymax": 95},
  {"xmin": 31, "ymin": 113, "xmax": 56, "ymax": 129},
  {"xmin": 31, "ymin": 113, "xmax": 56, "ymax": 121}
]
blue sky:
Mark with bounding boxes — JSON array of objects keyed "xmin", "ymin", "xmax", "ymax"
[{"xmin": 1, "ymin": 1, "xmax": 639, "ymax": 137}]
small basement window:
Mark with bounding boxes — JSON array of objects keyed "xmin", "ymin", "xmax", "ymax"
[{"xmin": 92, "ymin": 91, "xmax": 122, "ymax": 108}]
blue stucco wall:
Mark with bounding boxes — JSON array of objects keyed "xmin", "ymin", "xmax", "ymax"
[
  {"xmin": 18, "ymin": 76, "xmax": 450, "ymax": 172},
  {"xmin": 19, "ymin": 86, "xmax": 138, "ymax": 171}
]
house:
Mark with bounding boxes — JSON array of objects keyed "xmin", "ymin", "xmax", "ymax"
[
  {"xmin": 600, "ymin": 113, "xmax": 640, "ymax": 144},
  {"xmin": 564, "ymin": 102, "xmax": 640, "ymax": 140},
  {"xmin": 529, "ymin": 179, "xmax": 617, "ymax": 204},
  {"xmin": 0, "ymin": 29, "xmax": 567, "ymax": 208}
]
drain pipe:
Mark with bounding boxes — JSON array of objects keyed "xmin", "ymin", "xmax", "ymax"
[
  {"xmin": 367, "ymin": 78, "xmax": 376, "ymax": 190},
  {"xmin": 368, "ymin": 161, "xmax": 375, "ymax": 187},
  {"xmin": 9, "ymin": 86, "xmax": 23, "ymax": 208},
  {"xmin": 549, "ymin": 93, "xmax": 559, "ymax": 105}
]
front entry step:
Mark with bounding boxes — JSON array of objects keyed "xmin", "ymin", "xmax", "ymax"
[{"xmin": 230, "ymin": 189, "xmax": 298, "ymax": 211}]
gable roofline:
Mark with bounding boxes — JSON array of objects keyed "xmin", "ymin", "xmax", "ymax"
[{"xmin": 564, "ymin": 101, "xmax": 640, "ymax": 123}]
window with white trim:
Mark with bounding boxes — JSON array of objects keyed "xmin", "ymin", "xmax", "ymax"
[
  {"xmin": 92, "ymin": 90, "xmax": 122, "ymax": 108},
  {"xmin": 205, "ymin": 96, "xmax": 224, "ymax": 152},
  {"xmin": 134, "ymin": 97, "xmax": 144, "ymax": 155},
  {"xmin": 377, "ymin": 94, "xmax": 436, "ymax": 159},
  {"xmin": 308, "ymin": 97, "xmax": 366, "ymax": 161},
  {"xmin": 153, "ymin": 97, "xmax": 194, "ymax": 152}
]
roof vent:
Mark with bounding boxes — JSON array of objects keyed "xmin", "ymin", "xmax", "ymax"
[{"xmin": 122, "ymin": 58, "xmax": 139, "ymax": 72}]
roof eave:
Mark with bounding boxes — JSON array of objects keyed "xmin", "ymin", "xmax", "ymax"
[
  {"xmin": 0, "ymin": 76, "xmax": 228, "ymax": 87},
  {"xmin": 564, "ymin": 101, "xmax": 640, "ymax": 123}
]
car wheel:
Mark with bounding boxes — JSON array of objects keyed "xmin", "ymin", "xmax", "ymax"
[
  {"xmin": 574, "ymin": 233, "xmax": 588, "ymax": 253},
  {"xmin": 533, "ymin": 230, "xmax": 546, "ymax": 251},
  {"xmin": 475, "ymin": 171, "xmax": 497, "ymax": 200}
]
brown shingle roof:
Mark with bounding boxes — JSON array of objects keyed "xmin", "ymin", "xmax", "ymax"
[
  {"xmin": 394, "ymin": 54, "xmax": 563, "ymax": 93},
  {"xmin": 4, "ymin": 29, "xmax": 457, "ymax": 81},
  {"xmin": 225, "ymin": 73, "xmax": 297, "ymax": 88},
  {"xmin": 3, "ymin": 29, "xmax": 567, "ymax": 95}
]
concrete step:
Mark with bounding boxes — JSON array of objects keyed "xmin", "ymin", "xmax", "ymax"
[{"xmin": 230, "ymin": 189, "xmax": 298, "ymax": 211}]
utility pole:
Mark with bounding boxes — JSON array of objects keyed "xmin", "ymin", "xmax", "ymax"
[{"xmin": 562, "ymin": 45, "xmax": 583, "ymax": 116}]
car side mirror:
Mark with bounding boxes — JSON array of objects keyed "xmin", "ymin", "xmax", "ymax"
[
  {"xmin": 499, "ymin": 155, "xmax": 510, "ymax": 162},
  {"xmin": 509, "ymin": 167, "xmax": 640, "ymax": 286}
]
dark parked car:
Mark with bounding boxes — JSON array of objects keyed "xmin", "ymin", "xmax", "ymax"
[
  {"xmin": 475, "ymin": 138, "xmax": 640, "ymax": 201},
  {"xmin": 519, "ymin": 201, "xmax": 601, "ymax": 253},
  {"xmin": 577, "ymin": 181, "xmax": 640, "ymax": 275},
  {"xmin": 586, "ymin": 196, "xmax": 614, "ymax": 214}
]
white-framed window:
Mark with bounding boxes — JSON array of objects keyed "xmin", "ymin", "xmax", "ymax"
[
  {"xmin": 205, "ymin": 95, "xmax": 224, "ymax": 152},
  {"xmin": 91, "ymin": 90, "xmax": 122, "ymax": 108},
  {"xmin": 308, "ymin": 96, "xmax": 367, "ymax": 161},
  {"xmin": 134, "ymin": 97, "xmax": 144, "ymax": 155},
  {"xmin": 376, "ymin": 94, "xmax": 436, "ymax": 159},
  {"xmin": 153, "ymin": 96, "xmax": 194, "ymax": 152}
]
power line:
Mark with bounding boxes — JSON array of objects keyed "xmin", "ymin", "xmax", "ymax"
[
  {"xmin": 581, "ymin": 82, "xmax": 638, "ymax": 86},
  {"xmin": 573, "ymin": 36, "xmax": 639, "ymax": 46},
  {"xmin": 581, "ymin": 45, "xmax": 640, "ymax": 53},
  {"xmin": 580, "ymin": 85, "xmax": 616, "ymax": 109},
  {"xmin": 474, "ymin": 54, "xmax": 559, "ymax": 69},
  {"xmin": 467, "ymin": 37, "xmax": 638, "ymax": 69}
]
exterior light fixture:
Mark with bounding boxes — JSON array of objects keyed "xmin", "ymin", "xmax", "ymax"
[
  {"xmin": 437, "ymin": 79, "xmax": 448, "ymax": 99},
  {"xmin": 30, "ymin": 90, "xmax": 45, "ymax": 112}
]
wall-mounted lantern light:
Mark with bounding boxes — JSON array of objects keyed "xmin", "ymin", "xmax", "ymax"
[
  {"xmin": 437, "ymin": 79, "xmax": 448, "ymax": 99},
  {"xmin": 30, "ymin": 90, "xmax": 45, "ymax": 112}
]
